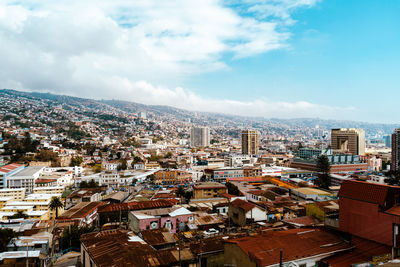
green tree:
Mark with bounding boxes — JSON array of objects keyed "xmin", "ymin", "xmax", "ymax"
[
  {"xmin": 88, "ymin": 179, "xmax": 98, "ymax": 188},
  {"xmin": 59, "ymin": 225, "xmax": 95, "ymax": 251},
  {"xmin": 117, "ymin": 159, "xmax": 127, "ymax": 171},
  {"xmin": 9, "ymin": 211, "xmax": 27, "ymax": 219},
  {"xmin": 0, "ymin": 229, "xmax": 16, "ymax": 252},
  {"xmin": 70, "ymin": 156, "xmax": 83, "ymax": 167},
  {"xmin": 79, "ymin": 181, "xmax": 89, "ymax": 188},
  {"xmin": 49, "ymin": 197, "xmax": 64, "ymax": 218},
  {"xmin": 226, "ymin": 182, "xmax": 240, "ymax": 196},
  {"xmin": 314, "ymin": 155, "xmax": 331, "ymax": 189},
  {"xmin": 176, "ymin": 186, "xmax": 185, "ymax": 198}
]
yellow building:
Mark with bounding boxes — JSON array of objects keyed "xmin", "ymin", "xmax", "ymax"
[
  {"xmin": 0, "ymin": 197, "xmax": 14, "ymax": 208},
  {"xmin": 0, "ymin": 188, "xmax": 26, "ymax": 201},
  {"xmin": 193, "ymin": 182, "xmax": 227, "ymax": 199},
  {"xmin": 33, "ymin": 186, "xmax": 64, "ymax": 195}
]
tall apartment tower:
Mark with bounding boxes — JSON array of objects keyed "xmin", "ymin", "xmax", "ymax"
[
  {"xmin": 391, "ymin": 129, "xmax": 400, "ymax": 171},
  {"xmin": 190, "ymin": 127, "xmax": 210, "ymax": 148},
  {"xmin": 242, "ymin": 130, "xmax": 258, "ymax": 155},
  {"xmin": 331, "ymin": 128, "xmax": 366, "ymax": 155}
]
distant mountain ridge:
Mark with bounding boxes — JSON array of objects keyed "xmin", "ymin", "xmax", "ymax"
[{"xmin": 1, "ymin": 88, "xmax": 399, "ymax": 136}]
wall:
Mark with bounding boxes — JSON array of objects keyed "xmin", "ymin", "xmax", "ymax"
[
  {"xmin": 224, "ymin": 243, "xmax": 256, "ymax": 267},
  {"xmin": 340, "ymin": 197, "xmax": 400, "ymax": 246}
]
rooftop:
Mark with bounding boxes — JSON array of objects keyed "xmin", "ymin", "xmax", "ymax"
[
  {"xmin": 57, "ymin": 202, "xmax": 103, "ymax": 220},
  {"xmin": 9, "ymin": 166, "xmax": 44, "ymax": 177},
  {"xmin": 226, "ymin": 228, "xmax": 352, "ymax": 266}
]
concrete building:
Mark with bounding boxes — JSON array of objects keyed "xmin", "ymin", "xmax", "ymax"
[
  {"xmin": 190, "ymin": 127, "xmax": 210, "ymax": 148},
  {"xmin": 153, "ymin": 170, "xmax": 192, "ymax": 185},
  {"xmin": 193, "ymin": 182, "xmax": 227, "ymax": 199},
  {"xmin": 6, "ymin": 166, "xmax": 44, "ymax": 193},
  {"xmin": 241, "ymin": 130, "xmax": 258, "ymax": 155},
  {"xmin": 0, "ymin": 164, "xmax": 25, "ymax": 189},
  {"xmin": 392, "ymin": 128, "xmax": 400, "ymax": 171},
  {"xmin": 331, "ymin": 128, "xmax": 366, "ymax": 155},
  {"xmin": 0, "ymin": 188, "xmax": 26, "ymax": 201}
]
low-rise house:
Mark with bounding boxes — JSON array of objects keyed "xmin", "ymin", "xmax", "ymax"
[
  {"xmin": 228, "ymin": 199, "xmax": 266, "ymax": 226},
  {"xmin": 129, "ymin": 206, "xmax": 193, "ymax": 233},
  {"xmin": 139, "ymin": 229, "xmax": 176, "ymax": 250},
  {"xmin": 306, "ymin": 200, "xmax": 339, "ymax": 222},
  {"xmin": 290, "ymin": 187, "xmax": 334, "ymax": 201},
  {"xmin": 224, "ymin": 228, "xmax": 353, "ymax": 267},
  {"xmin": 80, "ymin": 229, "xmax": 195, "ymax": 267},
  {"xmin": 57, "ymin": 201, "xmax": 103, "ymax": 225},
  {"xmin": 98, "ymin": 199, "xmax": 177, "ymax": 226},
  {"xmin": 66, "ymin": 188, "xmax": 103, "ymax": 208}
]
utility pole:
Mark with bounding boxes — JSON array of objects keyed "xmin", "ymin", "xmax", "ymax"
[{"xmin": 178, "ymin": 232, "xmax": 182, "ymax": 267}]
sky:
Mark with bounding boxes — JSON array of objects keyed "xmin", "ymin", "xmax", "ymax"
[{"xmin": 0, "ymin": 0, "xmax": 399, "ymax": 123}]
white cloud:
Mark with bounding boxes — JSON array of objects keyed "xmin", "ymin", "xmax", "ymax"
[{"xmin": 0, "ymin": 0, "xmax": 347, "ymax": 120}]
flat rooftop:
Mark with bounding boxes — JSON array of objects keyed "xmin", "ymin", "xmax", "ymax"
[
  {"xmin": 9, "ymin": 166, "xmax": 44, "ymax": 177},
  {"xmin": 293, "ymin": 187, "xmax": 331, "ymax": 195}
]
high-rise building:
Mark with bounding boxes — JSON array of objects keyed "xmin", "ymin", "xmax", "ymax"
[
  {"xmin": 384, "ymin": 135, "xmax": 392, "ymax": 148},
  {"xmin": 190, "ymin": 127, "xmax": 210, "ymax": 148},
  {"xmin": 391, "ymin": 129, "xmax": 400, "ymax": 171},
  {"xmin": 331, "ymin": 128, "xmax": 365, "ymax": 155},
  {"xmin": 242, "ymin": 130, "xmax": 258, "ymax": 155}
]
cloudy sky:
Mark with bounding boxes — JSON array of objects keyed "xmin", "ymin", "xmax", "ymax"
[{"xmin": 1, "ymin": 0, "xmax": 399, "ymax": 122}]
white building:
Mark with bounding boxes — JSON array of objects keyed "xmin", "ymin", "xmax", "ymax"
[{"xmin": 6, "ymin": 166, "xmax": 44, "ymax": 193}]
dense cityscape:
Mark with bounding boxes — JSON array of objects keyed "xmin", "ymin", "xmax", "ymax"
[
  {"xmin": 0, "ymin": 89, "xmax": 400, "ymax": 266},
  {"xmin": 1, "ymin": 0, "xmax": 400, "ymax": 266}
]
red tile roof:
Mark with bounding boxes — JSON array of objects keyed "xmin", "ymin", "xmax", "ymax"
[
  {"xmin": 226, "ymin": 228, "xmax": 352, "ymax": 266},
  {"xmin": 230, "ymin": 199, "xmax": 256, "ymax": 212},
  {"xmin": 338, "ymin": 180, "xmax": 394, "ymax": 206},
  {"xmin": 0, "ymin": 163, "xmax": 23, "ymax": 174},
  {"xmin": 97, "ymin": 199, "xmax": 177, "ymax": 213}
]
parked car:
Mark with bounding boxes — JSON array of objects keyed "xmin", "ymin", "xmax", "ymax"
[{"xmin": 203, "ymin": 228, "xmax": 219, "ymax": 236}]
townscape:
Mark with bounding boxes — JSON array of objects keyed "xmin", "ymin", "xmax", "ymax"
[{"xmin": 0, "ymin": 89, "xmax": 400, "ymax": 267}]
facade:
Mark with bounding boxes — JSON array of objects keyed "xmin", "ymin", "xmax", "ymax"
[
  {"xmin": 0, "ymin": 188, "xmax": 26, "ymax": 201},
  {"xmin": 291, "ymin": 158, "xmax": 368, "ymax": 173},
  {"xmin": 331, "ymin": 128, "xmax": 366, "ymax": 155},
  {"xmin": 193, "ymin": 182, "xmax": 227, "ymax": 199},
  {"xmin": 190, "ymin": 127, "xmax": 210, "ymax": 148},
  {"xmin": 224, "ymin": 154, "xmax": 252, "ymax": 167},
  {"xmin": 0, "ymin": 164, "xmax": 25, "ymax": 189},
  {"xmin": 213, "ymin": 167, "xmax": 244, "ymax": 183},
  {"xmin": 392, "ymin": 128, "xmax": 400, "ymax": 171},
  {"xmin": 128, "ymin": 207, "xmax": 194, "ymax": 233},
  {"xmin": 153, "ymin": 170, "xmax": 192, "ymax": 185},
  {"xmin": 99, "ymin": 172, "xmax": 120, "ymax": 187},
  {"xmin": 224, "ymin": 228, "xmax": 352, "ymax": 267},
  {"xmin": 339, "ymin": 180, "xmax": 400, "ymax": 256},
  {"xmin": 241, "ymin": 130, "xmax": 258, "ymax": 155},
  {"xmin": 6, "ymin": 166, "xmax": 44, "ymax": 193},
  {"xmin": 228, "ymin": 199, "xmax": 266, "ymax": 226}
]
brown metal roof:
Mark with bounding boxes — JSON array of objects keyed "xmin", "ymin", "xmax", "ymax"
[
  {"xmin": 97, "ymin": 199, "xmax": 177, "ymax": 213},
  {"xmin": 57, "ymin": 202, "xmax": 103, "ymax": 220}
]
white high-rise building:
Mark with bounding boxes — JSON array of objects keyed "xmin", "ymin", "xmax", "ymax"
[{"xmin": 190, "ymin": 127, "xmax": 210, "ymax": 148}]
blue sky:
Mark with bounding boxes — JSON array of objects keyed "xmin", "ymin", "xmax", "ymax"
[{"xmin": 0, "ymin": 0, "xmax": 399, "ymax": 123}]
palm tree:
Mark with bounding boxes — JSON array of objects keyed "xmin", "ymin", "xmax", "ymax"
[{"xmin": 49, "ymin": 197, "xmax": 64, "ymax": 219}]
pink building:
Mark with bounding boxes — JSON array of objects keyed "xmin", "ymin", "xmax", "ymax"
[{"xmin": 128, "ymin": 207, "xmax": 194, "ymax": 233}]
